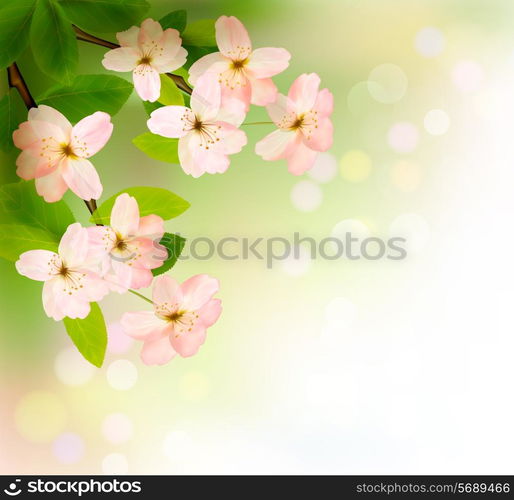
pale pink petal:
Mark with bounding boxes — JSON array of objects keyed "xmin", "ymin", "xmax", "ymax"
[
  {"xmin": 129, "ymin": 237, "xmax": 167, "ymax": 270},
  {"xmin": 140, "ymin": 333, "xmax": 177, "ymax": 365},
  {"xmin": 133, "ymin": 65, "xmax": 161, "ymax": 102},
  {"xmin": 170, "ymin": 325, "xmax": 206, "ymax": 357},
  {"xmin": 16, "ymin": 250, "xmax": 58, "ymax": 281},
  {"xmin": 188, "ymin": 52, "xmax": 229, "ymax": 84},
  {"xmin": 247, "ymin": 47, "xmax": 290, "ymax": 78},
  {"xmin": 192, "ymin": 149, "xmax": 229, "ymax": 175},
  {"xmin": 81, "ymin": 273, "xmax": 110, "ymax": 302},
  {"xmin": 152, "ymin": 46, "xmax": 188, "ymax": 73},
  {"xmin": 71, "ymin": 112, "xmax": 113, "ymax": 158},
  {"xmin": 61, "ymin": 157, "xmax": 103, "ymax": 201},
  {"xmin": 266, "ymin": 94, "xmax": 295, "ymax": 127},
  {"xmin": 314, "ymin": 88, "xmax": 334, "ymax": 117},
  {"xmin": 286, "ymin": 139, "xmax": 318, "ymax": 175},
  {"xmin": 43, "ymin": 279, "xmax": 90, "ymax": 320},
  {"xmin": 180, "ymin": 274, "xmax": 219, "ymax": 310},
  {"xmin": 303, "ymin": 118, "xmax": 333, "ymax": 152},
  {"xmin": 42, "ymin": 278, "xmax": 65, "ymax": 320},
  {"xmin": 129, "ymin": 266, "xmax": 154, "ymax": 289},
  {"xmin": 86, "ymin": 226, "xmax": 115, "ymax": 257},
  {"xmin": 190, "ymin": 73, "xmax": 221, "ymax": 121},
  {"xmin": 198, "ymin": 298, "xmax": 222, "ymax": 327},
  {"xmin": 58, "ymin": 222, "xmax": 88, "ymax": 267},
  {"xmin": 249, "ymin": 77, "xmax": 277, "ymax": 106},
  {"xmin": 16, "ymin": 150, "xmax": 42, "ymax": 180},
  {"xmin": 105, "ymin": 262, "xmax": 133, "ymax": 293},
  {"xmin": 255, "ymin": 129, "xmax": 297, "ymax": 161},
  {"xmin": 35, "ymin": 168, "xmax": 68, "ymax": 202},
  {"xmin": 211, "ymin": 122, "xmax": 247, "ymax": 155},
  {"xmin": 138, "ymin": 214, "xmax": 165, "ymax": 238},
  {"xmin": 138, "ymin": 18, "xmax": 163, "ymax": 50},
  {"xmin": 13, "ymin": 120, "xmax": 67, "ymax": 150},
  {"xmin": 215, "ymin": 16, "xmax": 252, "ymax": 60},
  {"xmin": 121, "ymin": 310, "xmax": 167, "ymax": 340},
  {"xmin": 28, "ymin": 105, "xmax": 71, "ymax": 131},
  {"xmin": 150, "ymin": 28, "xmax": 185, "ymax": 69},
  {"xmin": 116, "ymin": 25, "xmax": 140, "ymax": 47},
  {"xmin": 110, "ymin": 193, "xmax": 139, "ymax": 237},
  {"xmin": 178, "ymin": 134, "xmax": 205, "ymax": 177},
  {"xmin": 147, "ymin": 106, "xmax": 192, "ymax": 138},
  {"xmin": 288, "ymin": 73, "xmax": 321, "ymax": 114},
  {"xmin": 152, "ymin": 275, "xmax": 182, "ymax": 307},
  {"xmin": 220, "ymin": 82, "xmax": 251, "ymax": 118},
  {"xmin": 102, "ymin": 47, "xmax": 139, "ymax": 72}
]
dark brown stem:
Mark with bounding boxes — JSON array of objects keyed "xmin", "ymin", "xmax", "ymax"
[
  {"xmin": 72, "ymin": 25, "xmax": 193, "ymax": 95},
  {"xmin": 7, "ymin": 63, "xmax": 36, "ymax": 108},
  {"xmin": 7, "ymin": 63, "xmax": 102, "ymax": 221}
]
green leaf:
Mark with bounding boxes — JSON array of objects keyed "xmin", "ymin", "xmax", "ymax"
[
  {"xmin": 90, "ymin": 186, "xmax": 190, "ymax": 224},
  {"xmin": 38, "ymin": 74, "xmax": 133, "ymax": 123},
  {"xmin": 183, "ymin": 45, "xmax": 218, "ymax": 70},
  {"xmin": 159, "ymin": 9, "xmax": 187, "ymax": 33},
  {"xmin": 0, "ymin": 181, "xmax": 75, "ymax": 238},
  {"xmin": 152, "ymin": 232, "xmax": 186, "ymax": 276},
  {"xmin": 30, "ymin": 0, "xmax": 78, "ymax": 84},
  {"xmin": 63, "ymin": 302, "xmax": 107, "ymax": 367},
  {"xmin": 158, "ymin": 74, "xmax": 184, "ymax": 106},
  {"xmin": 0, "ymin": 223, "xmax": 58, "ymax": 261},
  {"xmin": 182, "ymin": 19, "xmax": 216, "ymax": 47},
  {"xmin": 60, "ymin": 0, "xmax": 150, "ymax": 33},
  {"xmin": 142, "ymin": 100, "xmax": 162, "ymax": 116},
  {"xmin": 0, "ymin": 89, "xmax": 27, "ymax": 153},
  {"xmin": 0, "ymin": 0, "xmax": 37, "ymax": 70},
  {"xmin": 132, "ymin": 132, "xmax": 179, "ymax": 164}
]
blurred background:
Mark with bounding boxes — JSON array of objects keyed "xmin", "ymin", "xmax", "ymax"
[{"xmin": 2, "ymin": 0, "xmax": 514, "ymax": 474}]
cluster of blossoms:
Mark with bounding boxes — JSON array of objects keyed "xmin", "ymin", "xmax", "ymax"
[{"xmin": 12, "ymin": 15, "xmax": 333, "ymax": 367}]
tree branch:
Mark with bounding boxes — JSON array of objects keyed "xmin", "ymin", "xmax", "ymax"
[
  {"xmin": 72, "ymin": 25, "xmax": 193, "ymax": 95},
  {"xmin": 7, "ymin": 63, "xmax": 101, "ymax": 221}
]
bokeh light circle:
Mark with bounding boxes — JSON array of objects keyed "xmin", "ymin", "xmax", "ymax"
[
  {"xmin": 340, "ymin": 150, "xmax": 372, "ymax": 182},
  {"xmin": 390, "ymin": 160, "xmax": 422, "ymax": 192},
  {"xmin": 281, "ymin": 245, "xmax": 312, "ymax": 276},
  {"xmin": 415, "ymin": 27, "xmax": 445, "ymax": 57},
  {"xmin": 424, "ymin": 109, "xmax": 450, "ymax": 135},
  {"xmin": 389, "ymin": 213, "xmax": 430, "ymax": 254},
  {"xmin": 178, "ymin": 372, "xmax": 210, "ymax": 401},
  {"xmin": 307, "ymin": 153, "xmax": 338, "ymax": 183},
  {"xmin": 102, "ymin": 453, "xmax": 128, "ymax": 474},
  {"xmin": 368, "ymin": 64, "xmax": 408, "ymax": 103},
  {"xmin": 15, "ymin": 391, "xmax": 67, "ymax": 443},
  {"xmin": 106, "ymin": 360, "xmax": 138, "ymax": 391},
  {"xmin": 102, "ymin": 413, "xmax": 134, "ymax": 444},
  {"xmin": 290, "ymin": 180, "xmax": 323, "ymax": 212},
  {"xmin": 54, "ymin": 346, "xmax": 96, "ymax": 387},
  {"xmin": 330, "ymin": 219, "xmax": 371, "ymax": 257},
  {"xmin": 163, "ymin": 431, "xmax": 193, "ymax": 461},
  {"xmin": 388, "ymin": 122, "xmax": 419, "ymax": 153},
  {"xmin": 452, "ymin": 60, "xmax": 484, "ymax": 93},
  {"xmin": 325, "ymin": 297, "xmax": 358, "ymax": 329},
  {"xmin": 107, "ymin": 322, "xmax": 134, "ymax": 355},
  {"xmin": 52, "ymin": 432, "xmax": 85, "ymax": 464}
]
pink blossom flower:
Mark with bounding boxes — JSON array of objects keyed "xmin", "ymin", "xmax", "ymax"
[
  {"xmin": 13, "ymin": 105, "xmax": 112, "ymax": 202},
  {"xmin": 121, "ymin": 274, "xmax": 221, "ymax": 365},
  {"xmin": 102, "ymin": 18, "xmax": 187, "ymax": 102},
  {"xmin": 147, "ymin": 74, "xmax": 247, "ymax": 177},
  {"xmin": 255, "ymin": 73, "xmax": 334, "ymax": 175},
  {"xmin": 189, "ymin": 15, "xmax": 291, "ymax": 120},
  {"xmin": 87, "ymin": 193, "xmax": 167, "ymax": 292},
  {"xmin": 15, "ymin": 223, "xmax": 109, "ymax": 321}
]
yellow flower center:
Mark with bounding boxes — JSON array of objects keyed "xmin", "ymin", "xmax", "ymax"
[
  {"xmin": 138, "ymin": 56, "xmax": 152, "ymax": 65},
  {"xmin": 60, "ymin": 143, "xmax": 77, "ymax": 159}
]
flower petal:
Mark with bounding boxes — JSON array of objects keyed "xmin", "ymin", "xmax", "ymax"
[
  {"xmin": 71, "ymin": 111, "xmax": 113, "ymax": 158},
  {"xmin": 28, "ymin": 105, "xmax": 71, "ymax": 131},
  {"xmin": 116, "ymin": 25, "xmax": 140, "ymax": 47},
  {"xmin": 190, "ymin": 73, "xmax": 221, "ymax": 121},
  {"xmin": 211, "ymin": 122, "xmax": 247, "ymax": 155},
  {"xmin": 188, "ymin": 52, "xmax": 229, "ymax": 85},
  {"xmin": 35, "ymin": 168, "xmax": 68, "ymax": 202},
  {"xmin": 265, "ymin": 94, "xmax": 295, "ymax": 128},
  {"xmin": 133, "ymin": 64, "xmax": 161, "ymax": 102},
  {"xmin": 61, "ymin": 157, "xmax": 103, "ymax": 201},
  {"xmin": 140, "ymin": 332, "xmax": 177, "ymax": 365},
  {"xmin": 198, "ymin": 298, "xmax": 222, "ymax": 327},
  {"xmin": 13, "ymin": 120, "xmax": 67, "ymax": 151},
  {"xmin": 102, "ymin": 47, "xmax": 139, "ymax": 72},
  {"xmin": 215, "ymin": 16, "xmax": 252, "ymax": 60},
  {"xmin": 255, "ymin": 129, "xmax": 296, "ymax": 161},
  {"xmin": 138, "ymin": 18, "xmax": 163, "ymax": 51},
  {"xmin": 110, "ymin": 193, "xmax": 139, "ymax": 237},
  {"xmin": 178, "ymin": 134, "xmax": 205, "ymax": 177},
  {"xmin": 152, "ymin": 274, "xmax": 182, "ymax": 307},
  {"xmin": 249, "ymin": 77, "xmax": 277, "ymax": 106},
  {"xmin": 303, "ymin": 118, "xmax": 333, "ymax": 152},
  {"xmin": 138, "ymin": 214, "xmax": 165, "ymax": 239},
  {"xmin": 151, "ymin": 28, "xmax": 187, "ymax": 71},
  {"xmin": 43, "ymin": 278, "xmax": 91, "ymax": 320},
  {"xmin": 16, "ymin": 150, "xmax": 43, "ymax": 180},
  {"xmin": 58, "ymin": 222, "xmax": 88, "ymax": 267},
  {"xmin": 288, "ymin": 73, "xmax": 321, "ymax": 114},
  {"xmin": 314, "ymin": 88, "xmax": 334, "ymax": 117},
  {"xmin": 170, "ymin": 324, "xmax": 206, "ymax": 358},
  {"xmin": 16, "ymin": 250, "xmax": 58, "ymax": 281},
  {"xmin": 121, "ymin": 310, "xmax": 167, "ymax": 340},
  {"xmin": 192, "ymin": 149, "xmax": 230, "ymax": 175},
  {"xmin": 180, "ymin": 274, "xmax": 219, "ymax": 310},
  {"xmin": 247, "ymin": 47, "xmax": 290, "ymax": 78},
  {"xmin": 147, "ymin": 106, "xmax": 192, "ymax": 138},
  {"xmin": 286, "ymin": 139, "xmax": 318, "ymax": 175}
]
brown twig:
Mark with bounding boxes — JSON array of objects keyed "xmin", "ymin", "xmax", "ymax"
[
  {"xmin": 72, "ymin": 25, "xmax": 193, "ymax": 95},
  {"xmin": 7, "ymin": 63, "xmax": 101, "ymax": 219}
]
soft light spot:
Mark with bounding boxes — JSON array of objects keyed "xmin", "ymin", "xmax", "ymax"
[
  {"xmin": 106, "ymin": 360, "xmax": 138, "ymax": 391},
  {"xmin": 179, "ymin": 372, "xmax": 210, "ymax": 401},
  {"xmin": 307, "ymin": 153, "xmax": 337, "ymax": 183},
  {"xmin": 290, "ymin": 180, "xmax": 323, "ymax": 212},
  {"xmin": 389, "ymin": 213, "xmax": 430, "ymax": 254},
  {"xmin": 54, "ymin": 346, "xmax": 96, "ymax": 387},
  {"xmin": 325, "ymin": 297, "xmax": 358, "ymax": 329},
  {"xmin": 107, "ymin": 322, "xmax": 134, "ymax": 355},
  {"xmin": 340, "ymin": 150, "xmax": 372, "ymax": 182},
  {"xmin": 102, "ymin": 453, "xmax": 128, "ymax": 474},
  {"xmin": 368, "ymin": 64, "xmax": 408, "ymax": 103},
  {"xmin": 388, "ymin": 122, "xmax": 419, "ymax": 153},
  {"xmin": 415, "ymin": 27, "xmax": 445, "ymax": 57},
  {"xmin": 163, "ymin": 431, "xmax": 194, "ymax": 461},
  {"xmin": 390, "ymin": 160, "xmax": 422, "ymax": 192},
  {"xmin": 452, "ymin": 60, "xmax": 484, "ymax": 93},
  {"xmin": 281, "ymin": 245, "xmax": 312, "ymax": 276},
  {"xmin": 52, "ymin": 432, "xmax": 85, "ymax": 464},
  {"xmin": 15, "ymin": 391, "xmax": 67, "ymax": 443},
  {"xmin": 102, "ymin": 413, "xmax": 134, "ymax": 444},
  {"xmin": 330, "ymin": 219, "xmax": 370, "ymax": 257},
  {"xmin": 424, "ymin": 109, "xmax": 450, "ymax": 135}
]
